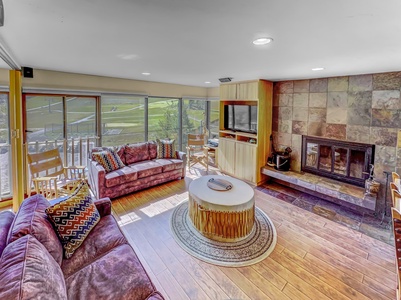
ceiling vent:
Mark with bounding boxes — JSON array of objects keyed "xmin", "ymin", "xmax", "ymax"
[{"xmin": 219, "ymin": 77, "xmax": 233, "ymax": 83}]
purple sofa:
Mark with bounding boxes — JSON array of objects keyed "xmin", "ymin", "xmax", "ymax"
[
  {"xmin": 88, "ymin": 141, "xmax": 186, "ymax": 200},
  {"xmin": 0, "ymin": 194, "xmax": 165, "ymax": 300}
]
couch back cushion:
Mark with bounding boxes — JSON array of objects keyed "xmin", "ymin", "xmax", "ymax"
[
  {"xmin": 125, "ymin": 142, "xmax": 150, "ymax": 164},
  {"xmin": 92, "ymin": 145, "xmax": 126, "ymax": 165},
  {"xmin": 7, "ymin": 194, "xmax": 64, "ymax": 265},
  {"xmin": 0, "ymin": 234, "xmax": 67, "ymax": 300},
  {"xmin": 0, "ymin": 211, "xmax": 15, "ymax": 257},
  {"xmin": 148, "ymin": 141, "xmax": 158, "ymax": 159}
]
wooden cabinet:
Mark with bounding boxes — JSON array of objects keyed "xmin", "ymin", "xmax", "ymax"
[
  {"xmin": 217, "ymin": 138, "xmax": 236, "ymax": 175},
  {"xmin": 220, "ymin": 80, "xmax": 259, "ymax": 100},
  {"xmin": 235, "ymin": 142, "xmax": 257, "ymax": 182},
  {"xmin": 218, "ymin": 79, "xmax": 273, "ymax": 185}
]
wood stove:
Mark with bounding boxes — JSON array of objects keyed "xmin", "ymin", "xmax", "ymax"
[{"xmin": 301, "ymin": 136, "xmax": 375, "ymax": 187}]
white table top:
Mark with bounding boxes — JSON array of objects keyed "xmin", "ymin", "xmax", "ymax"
[{"xmin": 188, "ymin": 175, "xmax": 254, "ymax": 210}]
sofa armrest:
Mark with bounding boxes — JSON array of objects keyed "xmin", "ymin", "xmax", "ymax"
[
  {"xmin": 87, "ymin": 158, "xmax": 106, "ymax": 200},
  {"xmin": 94, "ymin": 197, "xmax": 111, "ymax": 217},
  {"xmin": 176, "ymin": 151, "xmax": 186, "ymax": 178}
]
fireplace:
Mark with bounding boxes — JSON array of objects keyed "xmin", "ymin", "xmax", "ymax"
[{"xmin": 301, "ymin": 136, "xmax": 375, "ymax": 187}]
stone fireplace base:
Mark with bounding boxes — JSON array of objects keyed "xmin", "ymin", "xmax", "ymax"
[{"xmin": 262, "ymin": 166, "xmax": 377, "ymax": 211}]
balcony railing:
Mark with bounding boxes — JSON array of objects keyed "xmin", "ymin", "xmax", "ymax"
[{"xmin": 24, "ymin": 136, "xmax": 99, "ymax": 196}]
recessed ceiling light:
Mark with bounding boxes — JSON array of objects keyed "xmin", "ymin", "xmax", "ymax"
[
  {"xmin": 142, "ymin": 72, "xmax": 151, "ymax": 76},
  {"xmin": 312, "ymin": 67, "xmax": 324, "ymax": 71},
  {"xmin": 205, "ymin": 81, "xmax": 211, "ymax": 84},
  {"xmin": 252, "ymin": 37, "xmax": 273, "ymax": 45}
]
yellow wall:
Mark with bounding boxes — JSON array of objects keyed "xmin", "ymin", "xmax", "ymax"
[{"xmin": 19, "ymin": 69, "xmax": 218, "ymax": 98}]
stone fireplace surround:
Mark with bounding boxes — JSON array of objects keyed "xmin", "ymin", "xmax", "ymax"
[{"xmin": 271, "ymin": 71, "xmax": 401, "ymax": 214}]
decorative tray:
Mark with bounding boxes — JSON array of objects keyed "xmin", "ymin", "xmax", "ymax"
[{"xmin": 207, "ymin": 178, "xmax": 233, "ymax": 191}]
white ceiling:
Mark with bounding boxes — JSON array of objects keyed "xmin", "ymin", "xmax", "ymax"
[{"xmin": 0, "ymin": 0, "xmax": 401, "ymax": 87}]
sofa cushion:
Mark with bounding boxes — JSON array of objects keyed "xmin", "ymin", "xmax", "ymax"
[
  {"xmin": 104, "ymin": 166, "xmax": 138, "ymax": 188},
  {"xmin": 92, "ymin": 149, "xmax": 125, "ymax": 173},
  {"xmin": 0, "ymin": 211, "xmax": 14, "ymax": 257},
  {"xmin": 61, "ymin": 214, "xmax": 128, "ymax": 277},
  {"xmin": 7, "ymin": 194, "xmax": 64, "ymax": 265},
  {"xmin": 0, "ymin": 235, "xmax": 67, "ymax": 300},
  {"xmin": 154, "ymin": 158, "xmax": 183, "ymax": 172},
  {"xmin": 125, "ymin": 142, "xmax": 150, "ymax": 164},
  {"xmin": 65, "ymin": 244, "xmax": 158, "ymax": 300},
  {"xmin": 157, "ymin": 138, "xmax": 176, "ymax": 159},
  {"xmin": 92, "ymin": 145, "xmax": 126, "ymax": 165},
  {"xmin": 128, "ymin": 161, "xmax": 163, "ymax": 178},
  {"xmin": 148, "ymin": 140, "xmax": 158, "ymax": 159},
  {"xmin": 46, "ymin": 182, "xmax": 101, "ymax": 259}
]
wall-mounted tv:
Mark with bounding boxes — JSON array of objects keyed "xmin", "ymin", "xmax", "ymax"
[{"xmin": 224, "ymin": 104, "xmax": 258, "ymax": 134}]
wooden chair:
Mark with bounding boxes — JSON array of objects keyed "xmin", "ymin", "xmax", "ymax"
[
  {"xmin": 27, "ymin": 148, "xmax": 85, "ymax": 199},
  {"xmin": 391, "ymin": 187, "xmax": 401, "ymax": 211},
  {"xmin": 186, "ymin": 134, "xmax": 209, "ymax": 172},
  {"xmin": 392, "ymin": 207, "xmax": 401, "ymax": 300},
  {"xmin": 393, "ymin": 172, "xmax": 400, "ymax": 183}
]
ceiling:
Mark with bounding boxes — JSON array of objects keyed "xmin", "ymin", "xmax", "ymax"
[{"xmin": 0, "ymin": 0, "xmax": 401, "ymax": 87}]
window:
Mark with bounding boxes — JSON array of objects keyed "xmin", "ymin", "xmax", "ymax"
[
  {"xmin": 101, "ymin": 95, "xmax": 145, "ymax": 146},
  {"xmin": 25, "ymin": 94, "xmax": 98, "ymax": 167},
  {"xmin": 0, "ymin": 93, "xmax": 11, "ymax": 198},
  {"xmin": 148, "ymin": 97, "xmax": 180, "ymax": 144},
  {"xmin": 182, "ymin": 99, "xmax": 206, "ymax": 150},
  {"xmin": 208, "ymin": 99, "xmax": 220, "ymax": 139}
]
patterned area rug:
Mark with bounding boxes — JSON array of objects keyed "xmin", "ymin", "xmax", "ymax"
[{"xmin": 170, "ymin": 200, "xmax": 277, "ymax": 267}]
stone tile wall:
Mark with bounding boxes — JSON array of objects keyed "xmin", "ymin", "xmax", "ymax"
[{"xmin": 273, "ymin": 71, "xmax": 401, "ymax": 187}]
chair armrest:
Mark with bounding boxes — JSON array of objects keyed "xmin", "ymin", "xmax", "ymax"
[{"xmin": 94, "ymin": 197, "xmax": 111, "ymax": 217}]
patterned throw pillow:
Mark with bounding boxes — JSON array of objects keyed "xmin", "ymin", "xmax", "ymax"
[
  {"xmin": 45, "ymin": 181, "xmax": 100, "ymax": 259},
  {"xmin": 157, "ymin": 139, "xmax": 176, "ymax": 159},
  {"xmin": 92, "ymin": 149, "xmax": 125, "ymax": 173}
]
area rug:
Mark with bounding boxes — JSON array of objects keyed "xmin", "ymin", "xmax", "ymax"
[{"xmin": 170, "ymin": 200, "xmax": 277, "ymax": 267}]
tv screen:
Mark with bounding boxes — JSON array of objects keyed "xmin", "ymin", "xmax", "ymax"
[{"xmin": 225, "ymin": 104, "xmax": 257, "ymax": 133}]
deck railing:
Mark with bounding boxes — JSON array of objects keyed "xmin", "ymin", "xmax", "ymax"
[{"xmin": 24, "ymin": 136, "xmax": 100, "ymax": 196}]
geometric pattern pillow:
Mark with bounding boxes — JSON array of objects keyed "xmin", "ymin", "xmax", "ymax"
[
  {"xmin": 92, "ymin": 149, "xmax": 125, "ymax": 173},
  {"xmin": 157, "ymin": 138, "xmax": 176, "ymax": 159},
  {"xmin": 45, "ymin": 181, "xmax": 100, "ymax": 259}
]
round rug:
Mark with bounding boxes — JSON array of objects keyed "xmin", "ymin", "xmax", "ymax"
[{"xmin": 170, "ymin": 200, "xmax": 277, "ymax": 267}]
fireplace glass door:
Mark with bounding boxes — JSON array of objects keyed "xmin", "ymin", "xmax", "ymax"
[{"xmin": 301, "ymin": 136, "xmax": 374, "ymax": 187}]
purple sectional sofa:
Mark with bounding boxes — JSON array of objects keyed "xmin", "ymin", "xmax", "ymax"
[
  {"xmin": 0, "ymin": 194, "xmax": 165, "ymax": 300},
  {"xmin": 88, "ymin": 141, "xmax": 186, "ymax": 200}
]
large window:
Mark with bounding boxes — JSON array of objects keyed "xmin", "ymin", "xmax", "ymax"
[
  {"xmin": 101, "ymin": 95, "xmax": 145, "ymax": 146},
  {"xmin": 25, "ymin": 95, "xmax": 97, "ymax": 142},
  {"xmin": 208, "ymin": 100, "xmax": 220, "ymax": 139},
  {"xmin": 182, "ymin": 99, "xmax": 206, "ymax": 150},
  {"xmin": 148, "ymin": 97, "xmax": 180, "ymax": 142},
  {"xmin": 0, "ymin": 93, "xmax": 11, "ymax": 198}
]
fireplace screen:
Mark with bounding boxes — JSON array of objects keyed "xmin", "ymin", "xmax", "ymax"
[{"xmin": 302, "ymin": 136, "xmax": 374, "ymax": 187}]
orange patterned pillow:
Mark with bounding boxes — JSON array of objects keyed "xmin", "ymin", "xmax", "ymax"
[
  {"xmin": 92, "ymin": 149, "xmax": 125, "ymax": 173},
  {"xmin": 45, "ymin": 181, "xmax": 100, "ymax": 259},
  {"xmin": 157, "ymin": 139, "xmax": 176, "ymax": 159}
]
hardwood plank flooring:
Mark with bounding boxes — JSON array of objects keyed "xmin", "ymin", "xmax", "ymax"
[{"xmin": 111, "ymin": 168, "xmax": 396, "ymax": 300}]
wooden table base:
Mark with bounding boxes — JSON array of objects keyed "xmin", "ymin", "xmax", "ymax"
[{"xmin": 188, "ymin": 196, "xmax": 255, "ymax": 242}]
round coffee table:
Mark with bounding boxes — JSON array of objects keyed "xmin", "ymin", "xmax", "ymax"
[{"xmin": 188, "ymin": 175, "xmax": 255, "ymax": 242}]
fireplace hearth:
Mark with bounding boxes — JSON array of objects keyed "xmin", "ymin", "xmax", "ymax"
[{"xmin": 301, "ymin": 136, "xmax": 375, "ymax": 187}]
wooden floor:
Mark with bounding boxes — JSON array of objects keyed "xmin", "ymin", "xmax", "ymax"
[{"xmin": 111, "ymin": 168, "xmax": 396, "ymax": 300}]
